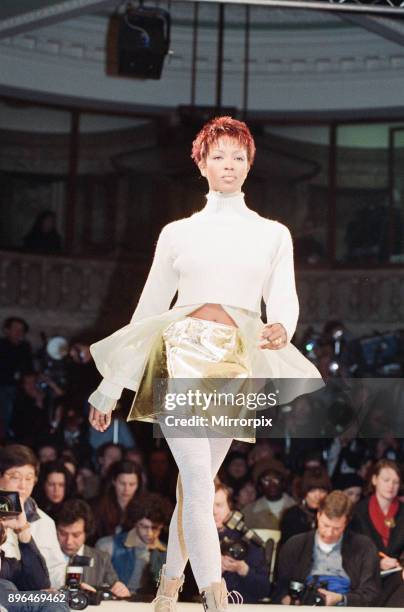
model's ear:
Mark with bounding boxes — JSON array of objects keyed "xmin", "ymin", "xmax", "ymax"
[{"xmin": 198, "ymin": 160, "xmax": 206, "ymax": 177}]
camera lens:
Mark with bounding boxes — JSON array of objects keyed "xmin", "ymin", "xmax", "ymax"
[{"xmin": 67, "ymin": 590, "xmax": 88, "ymax": 610}]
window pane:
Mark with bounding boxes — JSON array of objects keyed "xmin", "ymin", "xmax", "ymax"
[
  {"xmin": 336, "ymin": 123, "xmax": 404, "ymax": 265},
  {"xmin": 255, "ymin": 126, "xmax": 330, "ymax": 266},
  {"xmin": 0, "ymin": 101, "xmax": 69, "ymax": 254}
]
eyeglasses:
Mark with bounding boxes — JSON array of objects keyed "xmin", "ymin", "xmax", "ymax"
[
  {"xmin": 3, "ymin": 471, "xmax": 36, "ymax": 484},
  {"xmin": 260, "ymin": 475, "xmax": 281, "ymax": 485}
]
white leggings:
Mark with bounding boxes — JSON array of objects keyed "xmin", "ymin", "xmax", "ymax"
[
  {"xmin": 164, "ymin": 435, "xmax": 233, "ymax": 589},
  {"xmin": 160, "ymin": 317, "xmax": 249, "ymax": 589}
]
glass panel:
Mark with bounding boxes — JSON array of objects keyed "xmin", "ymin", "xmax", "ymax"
[
  {"xmin": 336, "ymin": 123, "xmax": 404, "ymax": 265},
  {"xmin": 0, "ymin": 101, "xmax": 69, "ymax": 254},
  {"xmin": 254, "ymin": 126, "xmax": 330, "ymax": 266},
  {"xmin": 391, "ymin": 128, "xmax": 404, "ymax": 264},
  {"xmin": 76, "ymin": 113, "xmax": 155, "ymax": 257}
]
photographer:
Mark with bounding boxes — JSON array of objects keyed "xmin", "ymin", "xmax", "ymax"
[
  {"xmin": 214, "ymin": 484, "xmax": 270, "ymax": 603},
  {"xmin": 0, "ymin": 445, "xmax": 66, "ymax": 588},
  {"xmin": 273, "ymin": 491, "xmax": 380, "ymax": 606},
  {"xmin": 0, "ymin": 508, "xmax": 49, "ymax": 591},
  {"xmin": 56, "ymin": 499, "xmax": 130, "ymax": 597}
]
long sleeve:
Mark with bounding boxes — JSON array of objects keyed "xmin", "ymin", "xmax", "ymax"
[
  {"xmin": 88, "ymin": 224, "xmax": 179, "ymax": 413},
  {"xmin": 130, "ymin": 224, "xmax": 179, "ymax": 324},
  {"xmin": 262, "ymin": 224, "xmax": 299, "ymax": 343},
  {"xmin": 1, "ymin": 539, "xmax": 51, "ymax": 591}
]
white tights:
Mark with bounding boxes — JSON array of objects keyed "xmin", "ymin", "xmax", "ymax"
[{"xmin": 163, "ymin": 435, "xmax": 233, "ymax": 589}]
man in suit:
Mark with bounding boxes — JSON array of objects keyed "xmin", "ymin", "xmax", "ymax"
[{"xmin": 56, "ymin": 498, "xmax": 130, "ymax": 597}]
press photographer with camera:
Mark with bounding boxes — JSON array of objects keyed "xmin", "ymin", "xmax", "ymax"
[
  {"xmin": 273, "ymin": 490, "xmax": 381, "ymax": 606},
  {"xmin": 213, "ymin": 483, "xmax": 270, "ymax": 603},
  {"xmin": 0, "ymin": 445, "xmax": 66, "ymax": 588},
  {"xmin": 0, "ymin": 502, "xmax": 49, "ymax": 591},
  {"xmin": 56, "ymin": 498, "xmax": 130, "ymax": 598}
]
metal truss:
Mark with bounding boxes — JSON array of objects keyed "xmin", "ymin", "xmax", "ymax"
[
  {"xmin": 0, "ymin": 0, "xmax": 403, "ymax": 41},
  {"xmin": 191, "ymin": 0, "xmax": 404, "ymax": 15}
]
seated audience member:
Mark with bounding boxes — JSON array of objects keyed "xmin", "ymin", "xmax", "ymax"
[
  {"xmin": 11, "ymin": 372, "xmax": 64, "ymax": 447},
  {"xmin": 279, "ymin": 467, "xmax": 331, "ymax": 547},
  {"xmin": 147, "ymin": 448, "xmax": 177, "ymax": 505},
  {"xmin": 350, "ymin": 459, "xmax": 404, "ymax": 605},
  {"xmin": 0, "ymin": 445, "xmax": 66, "ymax": 588},
  {"xmin": 273, "ymin": 491, "xmax": 380, "ymax": 606},
  {"xmin": 0, "ymin": 316, "xmax": 33, "ymax": 438},
  {"xmin": 34, "ymin": 460, "xmax": 77, "ymax": 522},
  {"xmin": 96, "ymin": 493, "xmax": 169, "ymax": 596},
  {"xmin": 91, "ymin": 460, "xmax": 143, "ymax": 541},
  {"xmin": 214, "ymin": 483, "xmax": 270, "ymax": 603},
  {"xmin": 124, "ymin": 448, "xmax": 145, "ymax": 469},
  {"xmin": 23, "ymin": 210, "xmax": 62, "ymax": 255},
  {"xmin": 95, "ymin": 443, "xmax": 124, "ymax": 479},
  {"xmin": 333, "ymin": 473, "xmax": 364, "ymax": 506},
  {"xmin": 219, "ymin": 452, "xmax": 251, "ymax": 500},
  {"xmin": 75, "ymin": 464, "xmax": 100, "ymax": 501},
  {"xmin": 56, "ymin": 499, "xmax": 130, "ymax": 597},
  {"xmin": 236, "ymin": 481, "xmax": 256, "ymax": 509},
  {"xmin": 0, "ymin": 510, "xmax": 49, "ymax": 591},
  {"xmin": 36, "ymin": 444, "xmax": 58, "ymax": 465},
  {"xmin": 54, "ymin": 403, "xmax": 91, "ymax": 466},
  {"xmin": 242, "ymin": 460, "xmax": 294, "ymax": 530}
]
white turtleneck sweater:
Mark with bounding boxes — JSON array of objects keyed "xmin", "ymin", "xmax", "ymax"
[
  {"xmin": 130, "ymin": 190, "xmax": 299, "ymax": 341},
  {"xmin": 89, "ymin": 190, "xmax": 302, "ymax": 410}
]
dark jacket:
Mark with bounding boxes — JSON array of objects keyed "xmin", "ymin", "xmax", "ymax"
[
  {"xmin": 351, "ymin": 497, "xmax": 404, "ymax": 559},
  {"xmin": 273, "ymin": 529, "xmax": 380, "ymax": 606},
  {"xmin": 219, "ymin": 527, "xmax": 270, "ymax": 603},
  {"xmin": 81, "ymin": 544, "xmax": 119, "ymax": 588},
  {"xmin": 279, "ymin": 503, "xmax": 317, "ymax": 548},
  {"xmin": 0, "ymin": 539, "xmax": 50, "ymax": 591}
]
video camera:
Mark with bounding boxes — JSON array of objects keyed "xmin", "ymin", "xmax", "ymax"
[
  {"xmin": 0, "ymin": 491, "xmax": 22, "ymax": 518},
  {"xmin": 288, "ymin": 577, "xmax": 327, "ymax": 606}
]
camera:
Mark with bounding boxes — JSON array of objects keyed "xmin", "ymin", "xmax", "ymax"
[
  {"xmin": 220, "ymin": 536, "xmax": 249, "ymax": 561},
  {"xmin": 61, "ymin": 556, "xmax": 114, "ymax": 609},
  {"xmin": 220, "ymin": 510, "xmax": 266, "ymax": 561},
  {"xmin": 288, "ymin": 577, "xmax": 327, "ymax": 606},
  {"xmin": 0, "ymin": 491, "xmax": 22, "ymax": 518}
]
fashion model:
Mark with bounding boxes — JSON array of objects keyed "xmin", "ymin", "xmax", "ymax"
[{"xmin": 88, "ymin": 117, "xmax": 323, "ymax": 611}]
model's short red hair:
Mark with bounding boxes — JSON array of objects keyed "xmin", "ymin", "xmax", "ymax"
[{"xmin": 191, "ymin": 116, "xmax": 256, "ymax": 167}]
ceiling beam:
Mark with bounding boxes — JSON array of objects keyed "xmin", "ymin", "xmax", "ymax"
[
  {"xmin": 189, "ymin": 0, "xmax": 403, "ymax": 16},
  {"xmin": 0, "ymin": 0, "xmax": 117, "ymax": 39},
  {"xmin": 338, "ymin": 13, "xmax": 404, "ymax": 46}
]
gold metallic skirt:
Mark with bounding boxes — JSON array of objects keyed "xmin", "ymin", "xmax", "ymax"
[{"xmin": 128, "ymin": 316, "xmax": 256, "ymax": 442}]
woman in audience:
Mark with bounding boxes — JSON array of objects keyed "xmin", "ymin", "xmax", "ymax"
[
  {"xmin": 351, "ymin": 458, "xmax": 404, "ymax": 605},
  {"xmin": 219, "ymin": 451, "xmax": 251, "ymax": 500},
  {"xmin": 34, "ymin": 460, "xmax": 77, "ymax": 521},
  {"xmin": 279, "ymin": 467, "xmax": 331, "ymax": 547},
  {"xmin": 91, "ymin": 460, "xmax": 143, "ymax": 541}
]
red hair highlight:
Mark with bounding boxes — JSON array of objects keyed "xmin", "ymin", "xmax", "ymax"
[{"xmin": 191, "ymin": 116, "xmax": 256, "ymax": 167}]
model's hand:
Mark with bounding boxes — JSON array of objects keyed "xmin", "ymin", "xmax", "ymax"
[
  {"xmin": 89, "ymin": 405, "xmax": 112, "ymax": 432},
  {"xmin": 259, "ymin": 323, "xmax": 287, "ymax": 350}
]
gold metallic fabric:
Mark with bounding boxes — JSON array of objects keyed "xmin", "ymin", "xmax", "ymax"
[{"xmin": 129, "ymin": 316, "xmax": 255, "ymax": 443}]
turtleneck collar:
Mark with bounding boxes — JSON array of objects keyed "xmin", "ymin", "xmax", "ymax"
[{"xmin": 202, "ymin": 190, "xmax": 250, "ymax": 217}]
